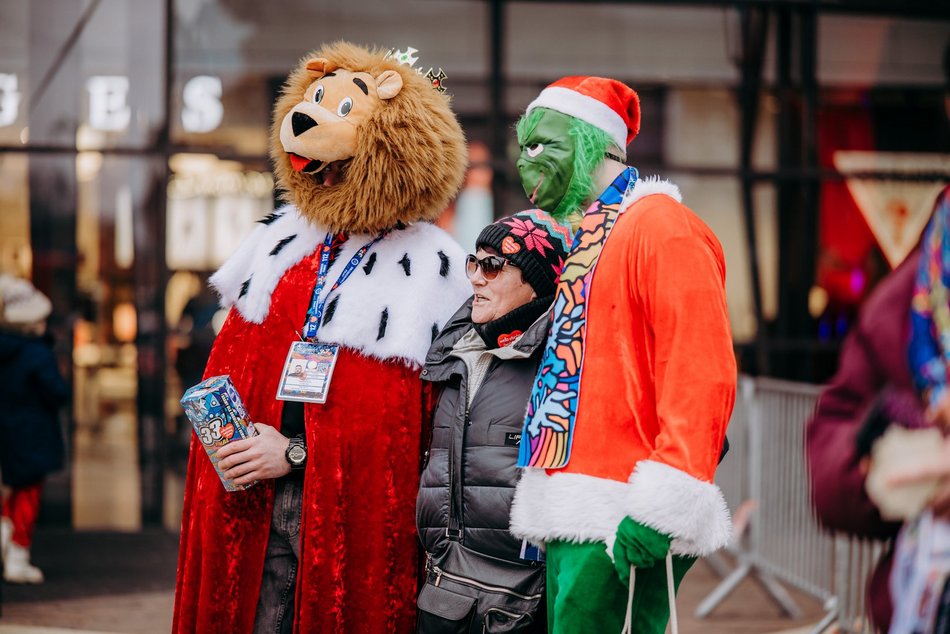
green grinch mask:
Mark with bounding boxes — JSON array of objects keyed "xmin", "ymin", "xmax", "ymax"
[
  {"xmin": 516, "ymin": 109, "xmax": 576, "ymax": 216},
  {"xmin": 516, "ymin": 108, "xmax": 615, "ymax": 219}
]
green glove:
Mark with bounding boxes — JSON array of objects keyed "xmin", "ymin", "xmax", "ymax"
[{"xmin": 612, "ymin": 517, "xmax": 672, "ymax": 586}]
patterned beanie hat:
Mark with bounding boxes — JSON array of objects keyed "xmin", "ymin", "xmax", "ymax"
[{"xmin": 475, "ymin": 209, "xmax": 574, "ymax": 298}]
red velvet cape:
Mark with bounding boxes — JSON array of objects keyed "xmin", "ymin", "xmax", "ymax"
[{"xmin": 172, "ymin": 248, "xmax": 430, "ymax": 633}]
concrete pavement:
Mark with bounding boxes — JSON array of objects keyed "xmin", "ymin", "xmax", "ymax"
[{"xmin": 0, "ymin": 528, "xmax": 832, "ymax": 633}]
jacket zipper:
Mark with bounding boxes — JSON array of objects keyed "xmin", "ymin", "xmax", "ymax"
[
  {"xmin": 431, "ymin": 565, "xmax": 542, "ymax": 600},
  {"xmin": 446, "ymin": 406, "xmax": 469, "ymax": 541},
  {"xmin": 486, "ymin": 607, "xmax": 526, "ymax": 620}
]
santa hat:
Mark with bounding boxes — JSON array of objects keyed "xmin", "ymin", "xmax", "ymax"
[{"xmin": 525, "ymin": 76, "xmax": 640, "ymax": 153}]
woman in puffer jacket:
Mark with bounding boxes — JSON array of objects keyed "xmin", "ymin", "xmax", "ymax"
[{"xmin": 416, "ymin": 210, "xmax": 573, "ymax": 633}]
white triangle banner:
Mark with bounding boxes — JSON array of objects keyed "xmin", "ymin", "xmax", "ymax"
[{"xmin": 833, "ymin": 151, "xmax": 950, "ymax": 268}]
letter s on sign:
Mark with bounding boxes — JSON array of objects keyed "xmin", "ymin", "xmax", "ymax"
[{"xmin": 182, "ymin": 75, "xmax": 223, "ymax": 134}]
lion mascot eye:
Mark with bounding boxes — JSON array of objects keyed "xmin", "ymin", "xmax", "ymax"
[
  {"xmin": 313, "ymin": 85, "xmax": 324, "ymax": 104},
  {"xmin": 337, "ymin": 97, "xmax": 353, "ymax": 117}
]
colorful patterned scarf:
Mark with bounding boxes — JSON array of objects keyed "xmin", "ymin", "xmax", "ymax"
[
  {"xmin": 519, "ymin": 167, "xmax": 638, "ymax": 468},
  {"xmin": 909, "ymin": 187, "xmax": 950, "ymax": 409}
]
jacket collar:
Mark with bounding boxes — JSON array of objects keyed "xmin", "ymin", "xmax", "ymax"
[{"xmin": 423, "ymin": 296, "xmax": 552, "ymax": 382}]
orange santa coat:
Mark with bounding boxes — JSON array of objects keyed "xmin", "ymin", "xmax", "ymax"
[{"xmin": 510, "ymin": 178, "xmax": 737, "ymax": 557}]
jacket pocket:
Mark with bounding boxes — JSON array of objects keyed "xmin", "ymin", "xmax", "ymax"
[
  {"xmin": 484, "ymin": 606, "xmax": 534, "ymax": 633},
  {"xmin": 419, "ymin": 543, "xmax": 544, "ymax": 633},
  {"xmin": 416, "ymin": 583, "xmax": 476, "ymax": 633},
  {"xmin": 431, "ymin": 425, "xmax": 452, "ymax": 449}
]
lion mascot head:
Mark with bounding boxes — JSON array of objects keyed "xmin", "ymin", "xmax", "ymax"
[{"xmin": 271, "ymin": 41, "xmax": 467, "ymax": 234}]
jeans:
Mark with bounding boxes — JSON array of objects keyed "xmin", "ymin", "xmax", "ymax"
[{"xmin": 254, "ymin": 477, "xmax": 303, "ymax": 634}]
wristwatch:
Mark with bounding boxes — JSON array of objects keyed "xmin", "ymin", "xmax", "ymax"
[{"xmin": 285, "ymin": 436, "xmax": 307, "ymax": 471}]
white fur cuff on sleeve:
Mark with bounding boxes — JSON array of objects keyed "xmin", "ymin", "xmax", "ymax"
[{"xmin": 626, "ymin": 460, "xmax": 732, "ymax": 556}]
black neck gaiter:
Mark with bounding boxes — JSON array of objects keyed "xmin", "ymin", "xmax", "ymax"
[{"xmin": 472, "ymin": 296, "xmax": 552, "ymax": 349}]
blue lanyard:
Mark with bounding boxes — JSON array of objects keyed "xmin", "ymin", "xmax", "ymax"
[{"xmin": 302, "ymin": 231, "xmax": 385, "ymax": 340}]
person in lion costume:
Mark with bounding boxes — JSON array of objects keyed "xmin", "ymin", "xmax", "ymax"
[{"xmin": 172, "ymin": 41, "xmax": 470, "ymax": 633}]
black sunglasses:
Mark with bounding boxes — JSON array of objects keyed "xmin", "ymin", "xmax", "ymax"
[{"xmin": 465, "ymin": 254, "xmax": 511, "ymax": 280}]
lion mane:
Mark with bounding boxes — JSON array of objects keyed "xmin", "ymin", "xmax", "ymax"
[{"xmin": 270, "ymin": 41, "xmax": 468, "ymax": 234}]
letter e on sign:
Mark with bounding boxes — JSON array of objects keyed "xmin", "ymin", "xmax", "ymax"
[{"xmin": 87, "ymin": 76, "xmax": 131, "ymax": 131}]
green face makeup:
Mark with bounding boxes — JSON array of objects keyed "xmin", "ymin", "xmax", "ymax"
[{"xmin": 516, "ymin": 109, "xmax": 577, "ymax": 216}]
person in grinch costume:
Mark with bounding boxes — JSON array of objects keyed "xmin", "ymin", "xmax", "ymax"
[
  {"xmin": 509, "ymin": 76, "xmax": 736, "ymax": 633},
  {"xmin": 172, "ymin": 42, "xmax": 470, "ymax": 633}
]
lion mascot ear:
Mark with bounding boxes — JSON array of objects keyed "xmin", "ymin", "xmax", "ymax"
[
  {"xmin": 305, "ymin": 57, "xmax": 337, "ymax": 77},
  {"xmin": 374, "ymin": 71, "xmax": 402, "ymax": 100}
]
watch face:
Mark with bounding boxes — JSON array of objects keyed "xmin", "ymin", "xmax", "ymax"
[{"xmin": 288, "ymin": 444, "xmax": 306, "ymax": 465}]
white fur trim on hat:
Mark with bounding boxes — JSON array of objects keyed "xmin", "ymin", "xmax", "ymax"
[
  {"xmin": 0, "ymin": 275, "xmax": 52, "ymax": 326},
  {"xmin": 527, "ymin": 86, "xmax": 628, "ymax": 153}
]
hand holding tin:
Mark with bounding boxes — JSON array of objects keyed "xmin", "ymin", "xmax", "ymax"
[{"xmin": 217, "ymin": 422, "xmax": 292, "ymax": 485}]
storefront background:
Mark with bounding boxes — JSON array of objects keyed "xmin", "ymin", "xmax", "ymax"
[{"xmin": 0, "ymin": 0, "xmax": 947, "ymax": 531}]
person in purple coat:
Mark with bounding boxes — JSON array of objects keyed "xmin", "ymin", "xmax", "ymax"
[
  {"xmin": 806, "ymin": 188, "xmax": 950, "ymax": 631},
  {"xmin": 805, "ymin": 249, "xmax": 920, "ymax": 631}
]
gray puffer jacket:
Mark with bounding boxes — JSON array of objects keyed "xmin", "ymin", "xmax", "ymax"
[{"xmin": 417, "ymin": 298, "xmax": 549, "ymax": 563}]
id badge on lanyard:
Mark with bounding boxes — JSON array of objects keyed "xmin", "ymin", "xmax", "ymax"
[
  {"xmin": 277, "ymin": 341, "xmax": 339, "ymax": 404},
  {"xmin": 276, "ymin": 231, "xmax": 383, "ymax": 404}
]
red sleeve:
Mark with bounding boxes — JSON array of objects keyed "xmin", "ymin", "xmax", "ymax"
[{"xmin": 637, "ymin": 214, "xmax": 737, "ymax": 482}]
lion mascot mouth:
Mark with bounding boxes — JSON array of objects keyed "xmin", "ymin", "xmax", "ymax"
[
  {"xmin": 286, "ymin": 154, "xmax": 346, "ymax": 186},
  {"xmin": 271, "ymin": 42, "xmax": 467, "ymax": 233}
]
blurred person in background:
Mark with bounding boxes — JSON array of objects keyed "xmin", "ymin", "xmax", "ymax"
[
  {"xmin": 416, "ymin": 209, "xmax": 572, "ymax": 632},
  {"xmin": 0, "ymin": 274, "xmax": 68, "ymax": 584},
  {"xmin": 807, "ymin": 43, "xmax": 950, "ymax": 632},
  {"xmin": 173, "ymin": 284, "xmax": 220, "ymax": 391},
  {"xmin": 805, "ymin": 238, "xmax": 924, "ymax": 631},
  {"xmin": 452, "ymin": 142, "xmax": 495, "ymax": 252},
  {"xmin": 806, "ymin": 190, "xmax": 950, "ymax": 633},
  {"xmin": 171, "ymin": 284, "xmax": 220, "ymax": 468},
  {"xmin": 436, "ymin": 141, "xmax": 495, "ymax": 253},
  {"xmin": 887, "ymin": 184, "xmax": 950, "ymax": 634},
  {"xmin": 808, "ymin": 188, "xmax": 950, "ymax": 634}
]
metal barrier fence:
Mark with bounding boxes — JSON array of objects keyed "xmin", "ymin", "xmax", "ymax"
[
  {"xmin": 698, "ymin": 376, "xmax": 885, "ymax": 634},
  {"xmin": 833, "ymin": 537, "xmax": 885, "ymax": 633}
]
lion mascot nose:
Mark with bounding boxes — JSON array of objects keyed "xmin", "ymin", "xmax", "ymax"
[{"xmin": 292, "ymin": 111, "xmax": 318, "ymax": 136}]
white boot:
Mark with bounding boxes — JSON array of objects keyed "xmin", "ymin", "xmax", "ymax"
[
  {"xmin": 0, "ymin": 516, "xmax": 11, "ymax": 559},
  {"xmin": 4, "ymin": 542, "xmax": 44, "ymax": 584}
]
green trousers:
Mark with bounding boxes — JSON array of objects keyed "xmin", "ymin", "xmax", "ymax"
[{"xmin": 545, "ymin": 540, "xmax": 696, "ymax": 634}]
